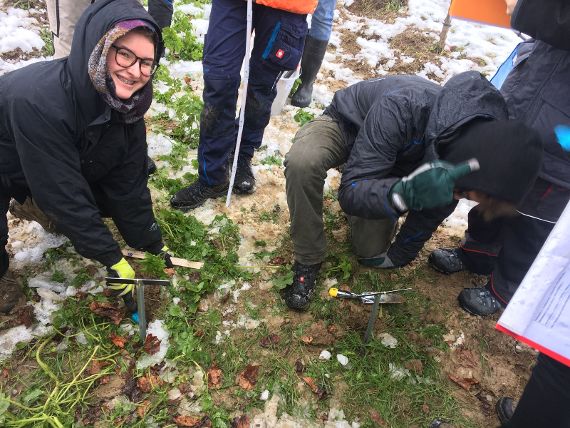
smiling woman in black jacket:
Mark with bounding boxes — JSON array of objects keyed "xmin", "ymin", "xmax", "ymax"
[{"xmin": 0, "ymin": 0, "xmax": 169, "ymax": 314}]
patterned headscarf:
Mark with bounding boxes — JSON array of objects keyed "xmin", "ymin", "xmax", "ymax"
[{"xmin": 88, "ymin": 20, "xmax": 156, "ymax": 124}]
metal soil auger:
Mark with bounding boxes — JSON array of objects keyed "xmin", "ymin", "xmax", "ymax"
[
  {"xmin": 105, "ymin": 277, "xmax": 171, "ymax": 342},
  {"xmin": 328, "ymin": 287, "xmax": 412, "ymax": 343}
]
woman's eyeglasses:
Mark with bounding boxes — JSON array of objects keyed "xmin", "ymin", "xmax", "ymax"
[{"xmin": 111, "ymin": 45, "xmax": 158, "ymax": 76}]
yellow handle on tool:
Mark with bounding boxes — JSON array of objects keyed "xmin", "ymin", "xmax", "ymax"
[{"xmin": 329, "ymin": 287, "xmax": 339, "ymax": 298}]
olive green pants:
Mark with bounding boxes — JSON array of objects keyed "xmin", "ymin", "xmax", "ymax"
[{"xmin": 284, "ymin": 116, "xmax": 396, "ymax": 265}]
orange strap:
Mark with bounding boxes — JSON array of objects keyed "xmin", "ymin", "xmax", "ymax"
[{"xmin": 255, "ymin": 0, "xmax": 317, "ymax": 14}]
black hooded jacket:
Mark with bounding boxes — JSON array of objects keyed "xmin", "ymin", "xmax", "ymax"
[
  {"xmin": 0, "ymin": 0, "xmax": 163, "ymax": 267},
  {"xmin": 502, "ymin": 0, "xmax": 570, "ymax": 188},
  {"xmin": 333, "ymin": 71, "xmax": 508, "ymax": 265}
]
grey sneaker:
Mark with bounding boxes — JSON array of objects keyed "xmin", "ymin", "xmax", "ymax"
[
  {"xmin": 170, "ymin": 181, "xmax": 228, "ymax": 211},
  {"xmin": 428, "ymin": 248, "xmax": 466, "ymax": 274},
  {"xmin": 458, "ymin": 287, "xmax": 502, "ymax": 316}
]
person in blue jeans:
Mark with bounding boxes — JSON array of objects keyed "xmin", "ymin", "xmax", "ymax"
[
  {"xmin": 170, "ymin": 0, "xmax": 309, "ymax": 210},
  {"xmin": 291, "ymin": 0, "xmax": 338, "ymax": 108}
]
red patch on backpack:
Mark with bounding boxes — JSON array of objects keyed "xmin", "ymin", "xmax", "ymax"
[{"xmin": 275, "ymin": 49, "xmax": 285, "ymax": 59}]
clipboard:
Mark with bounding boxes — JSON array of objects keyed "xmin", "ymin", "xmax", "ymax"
[{"xmin": 449, "ymin": 0, "xmax": 511, "ymax": 29}]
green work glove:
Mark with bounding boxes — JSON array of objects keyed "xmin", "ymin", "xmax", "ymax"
[{"xmin": 389, "ymin": 159, "xmax": 479, "ymax": 213}]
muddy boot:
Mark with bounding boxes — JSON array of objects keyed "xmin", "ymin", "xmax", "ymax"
[
  {"xmin": 428, "ymin": 248, "xmax": 466, "ymax": 274},
  {"xmin": 170, "ymin": 180, "xmax": 229, "ymax": 211},
  {"xmin": 496, "ymin": 397, "xmax": 517, "ymax": 425},
  {"xmin": 290, "ymin": 36, "xmax": 329, "ymax": 108},
  {"xmin": 9, "ymin": 197, "xmax": 57, "ymax": 233},
  {"xmin": 0, "ymin": 271, "xmax": 24, "ymax": 314},
  {"xmin": 282, "ymin": 262, "xmax": 321, "ymax": 311},
  {"xmin": 233, "ymin": 156, "xmax": 256, "ymax": 194},
  {"xmin": 458, "ymin": 287, "xmax": 502, "ymax": 316}
]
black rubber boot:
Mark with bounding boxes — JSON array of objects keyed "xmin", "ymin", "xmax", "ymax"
[
  {"xmin": 496, "ymin": 397, "xmax": 517, "ymax": 425},
  {"xmin": 282, "ymin": 262, "xmax": 321, "ymax": 311},
  {"xmin": 428, "ymin": 248, "xmax": 466, "ymax": 274},
  {"xmin": 290, "ymin": 36, "xmax": 328, "ymax": 108}
]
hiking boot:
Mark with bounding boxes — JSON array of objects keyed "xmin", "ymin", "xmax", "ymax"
[
  {"xmin": 282, "ymin": 262, "xmax": 321, "ymax": 311},
  {"xmin": 496, "ymin": 397, "xmax": 517, "ymax": 425},
  {"xmin": 0, "ymin": 271, "xmax": 24, "ymax": 314},
  {"xmin": 9, "ymin": 197, "xmax": 57, "ymax": 233},
  {"xmin": 170, "ymin": 181, "xmax": 228, "ymax": 211},
  {"xmin": 233, "ymin": 156, "xmax": 256, "ymax": 194},
  {"xmin": 458, "ymin": 287, "xmax": 502, "ymax": 316},
  {"xmin": 428, "ymin": 248, "xmax": 466, "ymax": 274}
]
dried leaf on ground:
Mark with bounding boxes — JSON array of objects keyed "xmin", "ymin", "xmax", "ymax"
[
  {"xmin": 300, "ymin": 335, "xmax": 313, "ymax": 345},
  {"xmin": 88, "ymin": 359, "xmax": 110, "ymax": 375},
  {"xmin": 109, "ymin": 332, "xmax": 127, "ymax": 348},
  {"xmin": 137, "ymin": 400, "xmax": 151, "ymax": 418},
  {"xmin": 404, "ymin": 359, "xmax": 424, "ymax": 374},
  {"xmin": 89, "ymin": 301, "xmax": 124, "ymax": 325},
  {"xmin": 370, "ymin": 409, "xmax": 387, "ymax": 426},
  {"xmin": 207, "ymin": 365, "xmax": 222, "ymax": 388},
  {"xmin": 143, "ymin": 334, "xmax": 161, "ymax": 355},
  {"xmin": 301, "ymin": 376, "xmax": 327, "ymax": 400},
  {"xmin": 231, "ymin": 415, "xmax": 250, "ymax": 428},
  {"xmin": 15, "ymin": 305, "xmax": 35, "ymax": 327},
  {"xmin": 303, "ymin": 321, "xmax": 336, "ymax": 346},
  {"xmin": 259, "ymin": 334, "xmax": 280, "ymax": 348},
  {"xmin": 269, "ymin": 256, "xmax": 286, "ymax": 265},
  {"xmin": 174, "ymin": 415, "xmax": 211, "ymax": 427},
  {"xmin": 236, "ymin": 364, "xmax": 260, "ymax": 390},
  {"xmin": 137, "ymin": 374, "xmax": 163, "ymax": 393},
  {"xmin": 448, "ymin": 368, "xmax": 480, "ymax": 391}
]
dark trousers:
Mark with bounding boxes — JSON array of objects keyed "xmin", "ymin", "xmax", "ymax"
[
  {"xmin": 198, "ymin": 0, "xmax": 307, "ymax": 185},
  {"xmin": 0, "ymin": 173, "xmax": 30, "ymax": 277},
  {"xmin": 459, "ymin": 178, "xmax": 570, "ymax": 304},
  {"xmin": 505, "ymin": 354, "xmax": 570, "ymax": 428}
]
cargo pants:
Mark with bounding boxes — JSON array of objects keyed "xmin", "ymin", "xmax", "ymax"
[{"xmin": 285, "ymin": 116, "xmax": 397, "ymax": 266}]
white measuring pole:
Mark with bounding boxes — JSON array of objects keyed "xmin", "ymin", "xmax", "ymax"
[{"xmin": 226, "ymin": 0, "xmax": 253, "ymax": 207}]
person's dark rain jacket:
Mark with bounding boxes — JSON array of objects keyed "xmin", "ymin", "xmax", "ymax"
[
  {"xmin": 330, "ymin": 71, "xmax": 508, "ymax": 265},
  {"xmin": 502, "ymin": 0, "xmax": 570, "ymax": 188},
  {"xmin": 0, "ymin": 0, "xmax": 163, "ymax": 268}
]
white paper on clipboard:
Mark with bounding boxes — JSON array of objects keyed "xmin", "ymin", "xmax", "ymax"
[{"xmin": 497, "ymin": 201, "xmax": 570, "ymax": 366}]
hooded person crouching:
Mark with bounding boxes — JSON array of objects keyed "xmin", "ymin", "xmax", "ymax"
[
  {"xmin": 0, "ymin": 0, "xmax": 172, "ymax": 314},
  {"xmin": 283, "ymin": 71, "xmax": 543, "ymax": 311}
]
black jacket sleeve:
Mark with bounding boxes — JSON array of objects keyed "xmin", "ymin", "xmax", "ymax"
[
  {"xmin": 387, "ymin": 202, "xmax": 457, "ymax": 266},
  {"xmin": 92, "ymin": 120, "xmax": 163, "ymax": 254},
  {"xmin": 338, "ymin": 95, "xmax": 412, "ymax": 220},
  {"xmin": 511, "ymin": 0, "xmax": 570, "ymax": 50},
  {"xmin": 11, "ymin": 99, "xmax": 123, "ymax": 267}
]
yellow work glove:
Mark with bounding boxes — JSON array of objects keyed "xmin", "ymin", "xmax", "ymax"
[{"xmin": 107, "ymin": 258, "xmax": 136, "ymax": 296}]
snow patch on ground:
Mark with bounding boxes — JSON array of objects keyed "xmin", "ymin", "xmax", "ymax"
[
  {"xmin": 0, "ymin": 8, "xmax": 44, "ymax": 54},
  {"xmin": 136, "ymin": 320, "xmax": 170, "ymax": 369}
]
